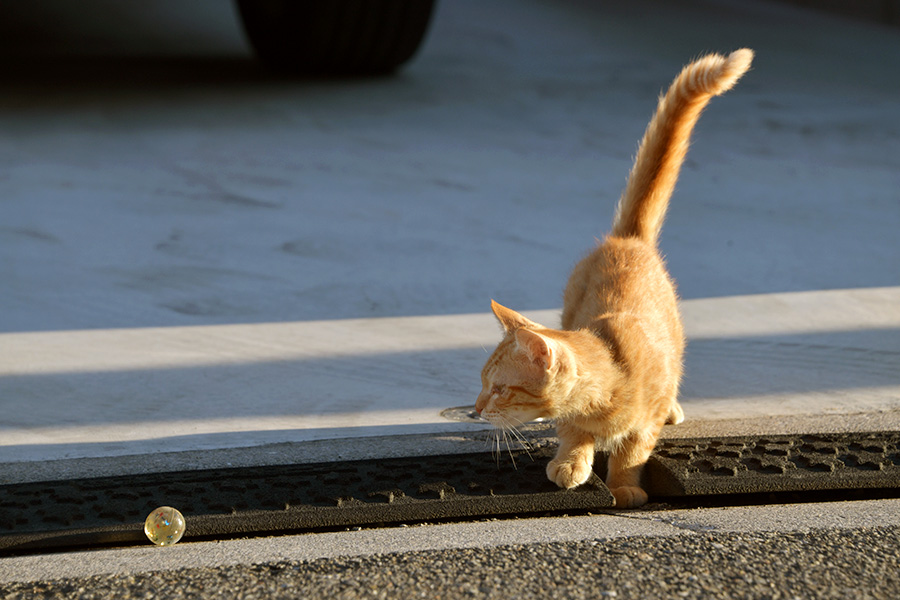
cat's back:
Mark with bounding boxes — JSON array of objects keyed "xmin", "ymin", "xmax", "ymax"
[{"xmin": 561, "ymin": 235, "xmax": 683, "ymax": 348}]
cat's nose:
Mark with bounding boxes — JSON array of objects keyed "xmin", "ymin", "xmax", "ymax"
[{"xmin": 474, "ymin": 394, "xmax": 487, "ymax": 415}]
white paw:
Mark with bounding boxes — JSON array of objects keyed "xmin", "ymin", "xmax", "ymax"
[{"xmin": 546, "ymin": 457, "xmax": 592, "ymax": 489}]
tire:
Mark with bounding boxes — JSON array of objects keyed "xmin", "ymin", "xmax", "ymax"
[{"xmin": 235, "ymin": 0, "xmax": 436, "ymax": 76}]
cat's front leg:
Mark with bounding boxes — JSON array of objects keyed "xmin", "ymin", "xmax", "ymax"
[{"xmin": 546, "ymin": 421, "xmax": 595, "ymax": 489}]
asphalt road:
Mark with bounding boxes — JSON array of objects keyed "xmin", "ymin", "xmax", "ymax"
[{"xmin": 3, "ymin": 526, "xmax": 898, "ymax": 599}]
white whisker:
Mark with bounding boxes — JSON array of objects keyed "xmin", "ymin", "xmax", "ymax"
[
  {"xmin": 502, "ymin": 427, "xmax": 518, "ymax": 470},
  {"xmin": 506, "ymin": 425, "xmax": 535, "ymax": 461},
  {"xmin": 484, "ymin": 411, "xmax": 540, "ymax": 470},
  {"xmin": 499, "ymin": 414, "xmax": 535, "ymax": 459}
]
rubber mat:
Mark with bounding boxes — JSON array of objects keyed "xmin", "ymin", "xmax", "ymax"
[
  {"xmin": 1, "ymin": 431, "xmax": 898, "ymax": 554},
  {"xmin": 0, "ymin": 446, "xmax": 613, "ymax": 554},
  {"xmin": 646, "ymin": 431, "xmax": 900, "ymax": 496}
]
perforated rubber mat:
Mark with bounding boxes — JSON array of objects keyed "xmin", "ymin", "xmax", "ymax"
[
  {"xmin": 2, "ymin": 431, "xmax": 898, "ymax": 554},
  {"xmin": 645, "ymin": 431, "xmax": 900, "ymax": 496},
  {"xmin": 0, "ymin": 446, "xmax": 613, "ymax": 554}
]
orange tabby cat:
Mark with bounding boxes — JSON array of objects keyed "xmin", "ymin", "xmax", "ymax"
[{"xmin": 475, "ymin": 49, "xmax": 754, "ymax": 508}]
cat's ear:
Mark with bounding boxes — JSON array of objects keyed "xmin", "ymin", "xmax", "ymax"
[
  {"xmin": 514, "ymin": 328, "xmax": 555, "ymax": 371},
  {"xmin": 491, "ymin": 300, "xmax": 541, "ymax": 333}
]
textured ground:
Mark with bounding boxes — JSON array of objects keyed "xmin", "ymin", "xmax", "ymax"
[{"xmin": 3, "ymin": 526, "xmax": 898, "ymax": 599}]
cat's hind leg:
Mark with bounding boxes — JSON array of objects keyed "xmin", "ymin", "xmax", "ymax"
[
  {"xmin": 606, "ymin": 426, "xmax": 661, "ymax": 508},
  {"xmin": 666, "ymin": 400, "xmax": 684, "ymax": 425}
]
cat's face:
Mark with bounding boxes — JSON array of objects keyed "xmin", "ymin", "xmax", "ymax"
[
  {"xmin": 476, "ymin": 336, "xmax": 550, "ymax": 427},
  {"xmin": 475, "ymin": 301, "xmax": 559, "ymax": 428}
]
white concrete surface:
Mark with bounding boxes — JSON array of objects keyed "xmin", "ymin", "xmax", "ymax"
[
  {"xmin": 2, "ymin": 0, "xmax": 899, "ymax": 467},
  {"xmin": 2, "ymin": 289, "xmax": 899, "ymax": 464}
]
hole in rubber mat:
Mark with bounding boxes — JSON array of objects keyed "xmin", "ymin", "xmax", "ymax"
[
  {"xmin": 440, "ymin": 406, "xmax": 485, "ymax": 423},
  {"xmin": 440, "ymin": 406, "xmax": 550, "ymax": 425}
]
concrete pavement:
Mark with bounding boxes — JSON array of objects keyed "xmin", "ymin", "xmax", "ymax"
[
  {"xmin": 3, "ymin": 499, "xmax": 900, "ymax": 585},
  {"xmin": 2, "ymin": 287, "xmax": 899, "ymax": 472}
]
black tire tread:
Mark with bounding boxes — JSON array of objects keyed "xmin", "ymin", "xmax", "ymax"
[{"xmin": 236, "ymin": 0, "xmax": 435, "ymax": 76}]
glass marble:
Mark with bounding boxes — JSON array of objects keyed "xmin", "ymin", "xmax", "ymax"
[{"xmin": 144, "ymin": 506, "xmax": 186, "ymax": 546}]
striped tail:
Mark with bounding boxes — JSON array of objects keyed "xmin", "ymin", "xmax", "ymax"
[{"xmin": 611, "ymin": 49, "xmax": 753, "ymax": 244}]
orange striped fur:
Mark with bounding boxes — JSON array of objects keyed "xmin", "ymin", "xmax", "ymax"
[{"xmin": 476, "ymin": 50, "xmax": 753, "ymax": 508}]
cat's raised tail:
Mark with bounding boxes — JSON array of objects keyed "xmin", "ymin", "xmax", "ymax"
[{"xmin": 611, "ymin": 48, "xmax": 753, "ymax": 245}]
